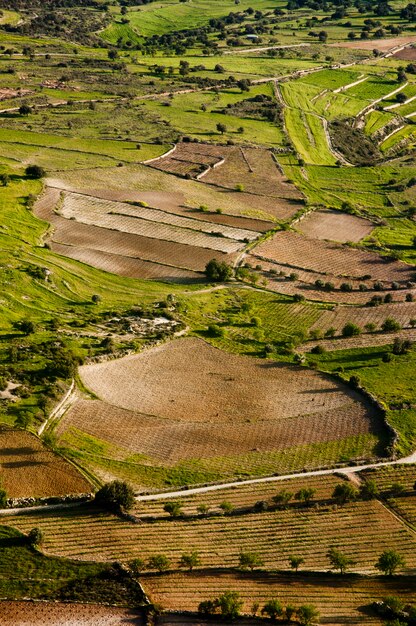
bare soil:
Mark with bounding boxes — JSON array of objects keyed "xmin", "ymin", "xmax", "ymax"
[
  {"xmin": 0, "ymin": 602, "xmax": 143, "ymax": 625},
  {"xmin": 298, "ymin": 209, "xmax": 374, "ymax": 243},
  {"xmin": 333, "ymin": 36, "xmax": 416, "ymax": 51},
  {"xmin": 393, "ymin": 47, "xmax": 416, "ymax": 60},
  {"xmin": 0, "ymin": 426, "xmax": 90, "ymax": 498}
]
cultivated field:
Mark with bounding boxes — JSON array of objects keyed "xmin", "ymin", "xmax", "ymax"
[
  {"xmin": 152, "ymin": 143, "xmax": 304, "ymax": 220},
  {"xmin": 361, "ymin": 464, "xmax": 416, "ymax": 528},
  {"xmin": 54, "ymin": 337, "xmax": 384, "ymax": 488},
  {"xmin": 0, "ymin": 427, "xmax": 90, "ymax": 498},
  {"xmin": 298, "ymin": 209, "xmax": 374, "ymax": 243},
  {"xmin": 78, "ymin": 337, "xmax": 379, "ymax": 427},
  {"xmin": 0, "ymin": 602, "xmax": 143, "ymax": 626},
  {"xmin": 143, "ymin": 570, "xmax": 416, "ymax": 625},
  {"xmin": 308, "ymin": 301, "xmax": 416, "ymax": 335},
  {"xmin": 9, "ymin": 497, "xmax": 416, "ymax": 572},
  {"xmin": 252, "ymin": 231, "xmax": 414, "ymax": 285}
]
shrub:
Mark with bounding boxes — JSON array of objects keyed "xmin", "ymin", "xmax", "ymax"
[
  {"xmin": 205, "ymin": 258, "xmax": 233, "ymax": 282},
  {"xmin": 25, "ymin": 164, "xmax": 46, "ymax": 179},
  {"xmin": 95, "ymin": 480, "xmax": 135, "ymax": 512},
  {"xmin": 27, "ymin": 528, "xmax": 43, "ymax": 546},
  {"xmin": 381, "ymin": 317, "xmax": 401, "ymax": 332},
  {"xmin": 342, "ymin": 322, "xmax": 361, "ymax": 337}
]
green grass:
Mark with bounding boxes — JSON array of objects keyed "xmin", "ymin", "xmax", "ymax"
[
  {"xmin": 284, "ymin": 108, "xmax": 336, "ymax": 165},
  {"xmin": 365, "ymin": 217, "xmax": 416, "ymax": 263},
  {"xmin": 364, "ymin": 110, "xmax": 394, "ymax": 136},
  {"xmin": 0, "ymin": 524, "xmax": 143, "ymax": 604},
  {"xmin": 380, "ymin": 123, "xmax": 416, "ymax": 152},
  {"xmin": 142, "ymin": 84, "xmax": 285, "ymax": 146},
  {"xmin": 0, "ymin": 128, "xmax": 168, "ymax": 168},
  {"xmin": 103, "ymin": 0, "xmax": 285, "ymax": 38},
  {"xmin": 308, "ymin": 345, "xmax": 416, "ymax": 456}
]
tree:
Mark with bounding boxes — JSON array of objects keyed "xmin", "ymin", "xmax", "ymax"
[
  {"xmin": 164, "ymin": 501, "xmax": 183, "ymax": 517},
  {"xmin": 129, "ymin": 558, "xmax": 145, "ymax": 575},
  {"xmin": 332, "ymin": 482, "xmax": 358, "ymax": 505},
  {"xmin": 238, "ymin": 551, "xmax": 264, "ymax": 571},
  {"xmin": 27, "ymin": 528, "xmax": 43, "ymax": 546},
  {"xmin": 375, "ymin": 550, "xmax": 405, "ymax": 576},
  {"xmin": 396, "ymin": 92, "xmax": 407, "ymax": 103},
  {"xmin": 342, "ymin": 322, "xmax": 361, "ymax": 337},
  {"xmin": 91, "ymin": 294, "xmax": 102, "ymax": 304},
  {"xmin": 25, "ymin": 164, "xmax": 46, "ymax": 179},
  {"xmin": 359, "ymin": 479, "xmax": 379, "ymax": 500},
  {"xmin": 205, "ymin": 258, "xmax": 233, "ymax": 282},
  {"xmin": 326, "ymin": 547, "xmax": 355, "ymax": 574},
  {"xmin": 297, "ymin": 604, "xmax": 320, "ymax": 625},
  {"xmin": 381, "ymin": 317, "xmax": 401, "ymax": 332},
  {"xmin": 217, "ymin": 591, "xmax": 243, "ymax": 619},
  {"xmin": 148, "ymin": 554, "xmax": 170, "ymax": 573},
  {"xmin": 19, "ymin": 104, "xmax": 32, "ymax": 115},
  {"xmin": 273, "ymin": 490, "xmax": 293, "ymax": 508},
  {"xmin": 219, "ymin": 501, "xmax": 234, "ymax": 514},
  {"xmin": 95, "ymin": 480, "xmax": 135, "ymax": 512},
  {"xmin": 216, "ymin": 122, "xmax": 227, "ymax": 134},
  {"xmin": 295, "ymin": 488, "xmax": 316, "ymax": 505},
  {"xmin": 261, "ymin": 599, "xmax": 283, "ymax": 621},
  {"xmin": 289, "ymin": 555, "xmax": 304, "ymax": 572},
  {"xmin": 0, "ymin": 488, "xmax": 7, "ymax": 508},
  {"xmin": 0, "ymin": 173, "xmax": 10, "ymax": 186},
  {"xmin": 179, "ymin": 551, "xmax": 200, "ymax": 571}
]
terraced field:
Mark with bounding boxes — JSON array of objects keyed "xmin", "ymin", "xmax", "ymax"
[
  {"xmin": 143, "ymin": 571, "xmax": 416, "ymax": 624},
  {"xmin": 8, "ymin": 498, "xmax": 416, "ymax": 572}
]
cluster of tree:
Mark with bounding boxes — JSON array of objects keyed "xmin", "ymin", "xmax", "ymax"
[
  {"xmin": 199, "ymin": 591, "xmax": 319, "ymax": 625},
  {"xmin": 129, "ymin": 550, "xmax": 201, "ymax": 575},
  {"xmin": 219, "ymin": 93, "xmax": 282, "ymax": 123},
  {"xmin": 327, "ymin": 546, "xmax": 406, "ymax": 576},
  {"xmin": 205, "ymin": 258, "xmax": 233, "ymax": 282}
]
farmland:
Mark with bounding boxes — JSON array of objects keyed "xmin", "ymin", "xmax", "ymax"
[
  {"xmin": 55, "ymin": 337, "xmax": 384, "ymax": 488},
  {"xmin": 0, "ymin": 0, "xmax": 416, "ymax": 623}
]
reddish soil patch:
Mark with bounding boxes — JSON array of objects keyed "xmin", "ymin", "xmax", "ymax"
[
  {"xmin": 393, "ymin": 46, "xmax": 416, "ymax": 60},
  {"xmin": 333, "ymin": 36, "xmax": 416, "ymax": 51},
  {"xmin": 298, "ymin": 208, "xmax": 374, "ymax": 243},
  {"xmin": 0, "ymin": 602, "xmax": 143, "ymax": 625},
  {"xmin": 0, "ymin": 426, "xmax": 90, "ymax": 498}
]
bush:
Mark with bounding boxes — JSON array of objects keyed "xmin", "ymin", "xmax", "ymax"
[
  {"xmin": 205, "ymin": 258, "xmax": 233, "ymax": 282},
  {"xmin": 381, "ymin": 317, "xmax": 401, "ymax": 332},
  {"xmin": 95, "ymin": 480, "xmax": 135, "ymax": 512},
  {"xmin": 25, "ymin": 164, "xmax": 46, "ymax": 179},
  {"xmin": 342, "ymin": 322, "xmax": 361, "ymax": 337},
  {"xmin": 27, "ymin": 527, "xmax": 43, "ymax": 546}
]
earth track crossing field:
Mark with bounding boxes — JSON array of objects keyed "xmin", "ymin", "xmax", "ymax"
[{"xmin": 0, "ymin": 427, "xmax": 90, "ymax": 498}]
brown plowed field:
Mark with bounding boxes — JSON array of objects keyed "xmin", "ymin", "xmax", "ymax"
[
  {"xmin": 309, "ymin": 301, "xmax": 416, "ymax": 334},
  {"xmin": 298, "ymin": 209, "xmax": 374, "ymax": 243},
  {"xmin": 0, "ymin": 426, "xmax": 90, "ymax": 498},
  {"xmin": 301, "ymin": 328, "xmax": 416, "ymax": 352},
  {"xmin": 78, "ymin": 337, "xmax": 379, "ymax": 427},
  {"xmin": 0, "ymin": 602, "xmax": 143, "ymax": 625},
  {"xmin": 253, "ymin": 231, "xmax": 414, "ymax": 285},
  {"xmin": 333, "ymin": 36, "xmax": 416, "ymax": 51},
  {"xmin": 36, "ymin": 192, "xmax": 234, "ymax": 272},
  {"xmin": 34, "ymin": 188, "xmax": 238, "ymax": 281},
  {"xmin": 58, "ymin": 394, "xmax": 375, "ymax": 465},
  {"xmin": 143, "ymin": 571, "xmax": 416, "ymax": 625},
  {"xmin": 51, "ymin": 243, "xmax": 201, "ymax": 282},
  {"xmin": 246, "ymin": 257, "xmax": 415, "ymax": 304},
  {"xmin": 9, "ymin": 498, "xmax": 416, "ymax": 572},
  {"xmin": 393, "ymin": 46, "xmax": 416, "ymax": 60},
  {"xmin": 47, "ymin": 163, "xmax": 287, "ymax": 223}
]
